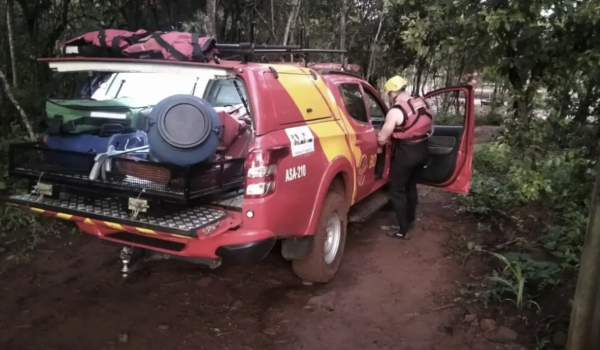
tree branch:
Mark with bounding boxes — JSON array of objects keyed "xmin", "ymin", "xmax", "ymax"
[
  {"xmin": 0, "ymin": 68, "xmax": 35, "ymax": 140},
  {"xmin": 366, "ymin": 10, "xmax": 385, "ymax": 82},
  {"xmin": 6, "ymin": 0, "xmax": 18, "ymax": 88},
  {"xmin": 43, "ymin": 0, "xmax": 73, "ymax": 55},
  {"xmin": 254, "ymin": 7, "xmax": 277, "ymax": 43}
]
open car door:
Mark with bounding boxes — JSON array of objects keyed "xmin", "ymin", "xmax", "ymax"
[{"xmin": 416, "ymin": 86, "xmax": 475, "ymax": 193}]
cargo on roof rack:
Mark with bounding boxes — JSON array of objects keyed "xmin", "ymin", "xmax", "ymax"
[{"xmin": 59, "ymin": 21, "xmax": 352, "ymax": 68}]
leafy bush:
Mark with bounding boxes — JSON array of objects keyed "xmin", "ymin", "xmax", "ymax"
[
  {"xmin": 542, "ymin": 211, "xmax": 588, "ymax": 269},
  {"xmin": 435, "ymin": 112, "xmax": 464, "ymax": 125},
  {"xmin": 459, "ymin": 142, "xmax": 593, "ymax": 215},
  {"xmin": 469, "ymin": 247, "xmax": 561, "ymax": 308},
  {"xmin": 477, "ymin": 110, "xmax": 506, "ymax": 126},
  {"xmin": 458, "ymin": 119, "xmax": 595, "ymax": 308},
  {"xmin": 456, "ymin": 142, "xmax": 518, "ymax": 214},
  {"xmin": 435, "ymin": 109, "xmax": 507, "ymax": 126}
]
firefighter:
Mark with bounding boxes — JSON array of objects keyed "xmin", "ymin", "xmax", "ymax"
[{"xmin": 377, "ymin": 76, "xmax": 433, "ymax": 240}]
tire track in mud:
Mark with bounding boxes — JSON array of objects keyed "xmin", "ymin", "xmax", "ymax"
[{"xmin": 9, "ymin": 256, "xmax": 117, "ymax": 308}]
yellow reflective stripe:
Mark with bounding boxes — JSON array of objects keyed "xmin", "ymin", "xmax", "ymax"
[
  {"xmin": 171, "ymin": 234, "xmax": 191, "ymax": 239},
  {"xmin": 136, "ymin": 228, "xmax": 156, "ymax": 235},
  {"xmin": 83, "ymin": 218, "xmax": 94, "ymax": 225},
  {"xmin": 104, "ymin": 221, "xmax": 124, "ymax": 230},
  {"xmin": 31, "ymin": 208, "xmax": 44, "ymax": 213},
  {"xmin": 56, "ymin": 213, "xmax": 73, "ymax": 220}
]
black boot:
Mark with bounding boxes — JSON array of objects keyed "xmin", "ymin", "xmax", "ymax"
[
  {"xmin": 386, "ymin": 230, "xmax": 410, "ymax": 240},
  {"xmin": 386, "ymin": 217, "xmax": 418, "ymax": 240},
  {"xmin": 386, "ymin": 224, "xmax": 412, "ymax": 240}
]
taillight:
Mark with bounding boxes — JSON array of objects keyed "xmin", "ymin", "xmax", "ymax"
[{"xmin": 245, "ymin": 146, "xmax": 290, "ymax": 198}]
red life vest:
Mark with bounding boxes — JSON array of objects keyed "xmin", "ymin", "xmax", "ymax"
[{"xmin": 391, "ymin": 95, "xmax": 433, "ymax": 142}]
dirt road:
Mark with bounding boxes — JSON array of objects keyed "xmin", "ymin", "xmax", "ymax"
[{"xmin": 0, "ymin": 187, "xmax": 511, "ymax": 350}]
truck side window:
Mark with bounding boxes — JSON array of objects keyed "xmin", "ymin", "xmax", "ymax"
[
  {"xmin": 339, "ymin": 84, "xmax": 369, "ymax": 124},
  {"xmin": 364, "ymin": 91, "xmax": 386, "ymax": 128}
]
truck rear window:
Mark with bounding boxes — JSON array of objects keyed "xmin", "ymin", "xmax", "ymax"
[
  {"xmin": 45, "ymin": 71, "xmax": 250, "ymax": 136},
  {"xmin": 202, "ymin": 79, "xmax": 249, "ymax": 107}
]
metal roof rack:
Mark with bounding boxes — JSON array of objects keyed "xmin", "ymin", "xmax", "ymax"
[
  {"xmin": 215, "ymin": 23, "xmax": 347, "ymax": 65},
  {"xmin": 317, "ymin": 69, "xmax": 363, "ymax": 79}
]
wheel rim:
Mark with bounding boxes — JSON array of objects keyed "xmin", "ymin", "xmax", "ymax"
[{"xmin": 323, "ymin": 212, "xmax": 342, "ymax": 265}]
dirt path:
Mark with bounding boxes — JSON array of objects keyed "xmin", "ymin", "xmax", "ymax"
[{"xmin": 0, "ymin": 189, "xmax": 508, "ymax": 350}]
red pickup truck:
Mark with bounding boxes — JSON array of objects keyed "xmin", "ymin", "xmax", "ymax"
[{"xmin": 2, "ymin": 54, "xmax": 475, "ymax": 283}]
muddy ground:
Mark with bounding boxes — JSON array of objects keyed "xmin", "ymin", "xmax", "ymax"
[
  {"xmin": 0, "ymin": 188, "xmax": 523, "ymax": 350},
  {"xmin": 0, "ymin": 126, "xmax": 526, "ymax": 350}
]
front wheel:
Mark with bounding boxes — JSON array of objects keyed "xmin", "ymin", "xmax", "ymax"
[{"xmin": 292, "ymin": 187, "xmax": 348, "ymax": 283}]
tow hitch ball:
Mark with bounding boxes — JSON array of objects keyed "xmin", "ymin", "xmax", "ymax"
[{"xmin": 119, "ymin": 246, "xmax": 145, "ymax": 278}]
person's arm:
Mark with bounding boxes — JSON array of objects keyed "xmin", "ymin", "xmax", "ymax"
[{"xmin": 377, "ymin": 108, "xmax": 404, "ymax": 146}]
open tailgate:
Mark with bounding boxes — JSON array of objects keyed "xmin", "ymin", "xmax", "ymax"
[{"xmin": 3, "ymin": 193, "xmax": 228, "ymax": 238}]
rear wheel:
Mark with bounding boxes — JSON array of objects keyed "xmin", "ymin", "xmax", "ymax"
[{"xmin": 292, "ymin": 186, "xmax": 348, "ymax": 283}]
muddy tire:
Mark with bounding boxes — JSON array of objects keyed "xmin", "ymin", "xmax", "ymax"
[{"xmin": 292, "ymin": 186, "xmax": 349, "ymax": 283}]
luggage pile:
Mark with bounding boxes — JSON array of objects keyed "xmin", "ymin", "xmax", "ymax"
[
  {"xmin": 23, "ymin": 29, "xmax": 253, "ymax": 205},
  {"xmin": 62, "ymin": 29, "xmax": 219, "ymax": 62}
]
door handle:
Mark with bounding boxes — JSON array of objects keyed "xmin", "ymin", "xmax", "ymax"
[{"xmin": 354, "ymin": 140, "xmax": 363, "ymax": 146}]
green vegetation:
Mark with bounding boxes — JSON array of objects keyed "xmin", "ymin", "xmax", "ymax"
[
  {"xmin": 0, "ymin": 0, "xmax": 598, "ymax": 345},
  {"xmin": 458, "ymin": 116, "xmax": 595, "ymax": 346}
]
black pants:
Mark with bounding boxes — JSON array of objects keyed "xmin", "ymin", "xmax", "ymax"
[{"xmin": 389, "ymin": 139, "xmax": 429, "ymax": 233}]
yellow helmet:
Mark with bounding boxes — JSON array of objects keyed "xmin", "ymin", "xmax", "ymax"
[{"xmin": 384, "ymin": 76, "xmax": 408, "ymax": 94}]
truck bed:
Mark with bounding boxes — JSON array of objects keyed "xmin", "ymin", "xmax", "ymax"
[{"xmin": 8, "ymin": 142, "xmax": 245, "ymax": 204}]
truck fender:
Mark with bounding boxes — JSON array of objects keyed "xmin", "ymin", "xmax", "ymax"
[
  {"xmin": 281, "ymin": 156, "xmax": 353, "ymax": 260},
  {"xmin": 305, "ymin": 156, "xmax": 354, "ymax": 235}
]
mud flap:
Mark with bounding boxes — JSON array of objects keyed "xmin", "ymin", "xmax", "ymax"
[{"xmin": 281, "ymin": 236, "xmax": 314, "ymax": 260}]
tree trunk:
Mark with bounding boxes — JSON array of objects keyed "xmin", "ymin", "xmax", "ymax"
[
  {"xmin": 366, "ymin": 10, "xmax": 384, "ymax": 82},
  {"xmin": 271, "ymin": 0, "xmax": 275, "ymax": 33},
  {"xmin": 6, "ymin": 0, "xmax": 18, "ymax": 88},
  {"xmin": 413, "ymin": 62, "xmax": 424, "ymax": 96},
  {"xmin": 148, "ymin": 0, "xmax": 160, "ymax": 30},
  {"xmin": 574, "ymin": 81, "xmax": 596, "ymax": 125},
  {"xmin": 282, "ymin": 0, "xmax": 301, "ymax": 46},
  {"xmin": 567, "ymin": 151, "xmax": 600, "ymax": 350},
  {"xmin": 219, "ymin": 8, "xmax": 230, "ymax": 39},
  {"xmin": 288, "ymin": 0, "xmax": 302, "ymax": 61},
  {"xmin": 0, "ymin": 69, "xmax": 35, "ymax": 139},
  {"xmin": 204, "ymin": 0, "xmax": 217, "ymax": 36},
  {"xmin": 507, "ymin": 63, "xmax": 531, "ymax": 123},
  {"xmin": 340, "ymin": 0, "xmax": 348, "ymax": 64},
  {"xmin": 491, "ymin": 84, "xmax": 498, "ymax": 112},
  {"xmin": 420, "ymin": 54, "xmax": 435, "ymax": 96},
  {"xmin": 254, "ymin": 8, "xmax": 277, "ymax": 43}
]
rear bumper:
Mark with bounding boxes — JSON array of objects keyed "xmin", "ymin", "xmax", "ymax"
[
  {"xmin": 2, "ymin": 194, "xmax": 275, "ymax": 263},
  {"xmin": 86, "ymin": 223, "xmax": 276, "ymax": 263},
  {"xmin": 91, "ymin": 225, "xmax": 276, "ymax": 263}
]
